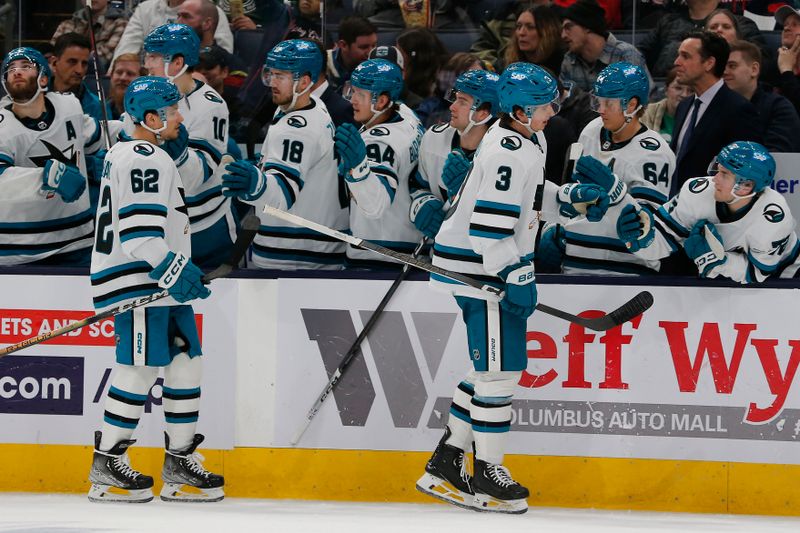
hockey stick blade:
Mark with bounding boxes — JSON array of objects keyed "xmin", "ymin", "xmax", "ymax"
[
  {"xmin": 0, "ymin": 213, "xmax": 260, "ymax": 357},
  {"xmin": 536, "ymin": 290, "xmax": 653, "ymax": 331}
]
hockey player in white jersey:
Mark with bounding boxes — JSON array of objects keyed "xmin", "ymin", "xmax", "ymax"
[
  {"xmin": 409, "ymin": 69, "xmax": 500, "ymax": 239},
  {"xmin": 334, "ymin": 58, "xmax": 426, "ymax": 267},
  {"xmin": 142, "ymin": 23, "xmax": 236, "ymax": 268},
  {"xmin": 417, "ymin": 63, "xmax": 610, "ymax": 514},
  {"xmin": 0, "ymin": 47, "xmax": 103, "ymax": 266},
  {"xmin": 219, "ymin": 39, "xmax": 347, "ymax": 269},
  {"xmin": 617, "ymin": 141, "xmax": 799, "ymax": 284},
  {"xmin": 543, "ymin": 62, "xmax": 676, "ymax": 275},
  {"xmin": 88, "ymin": 76, "xmax": 223, "ymax": 503}
]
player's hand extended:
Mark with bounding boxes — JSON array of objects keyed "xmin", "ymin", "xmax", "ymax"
[
  {"xmin": 684, "ymin": 219, "xmax": 726, "ymax": 278},
  {"xmin": 149, "ymin": 251, "xmax": 210, "ymax": 303},
  {"xmin": 334, "ymin": 123, "xmax": 368, "ymax": 180},
  {"xmin": 536, "ymin": 224, "xmax": 565, "ymax": 272},
  {"xmin": 617, "ymin": 204, "xmax": 654, "ymax": 252},
  {"xmin": 573, "ymin": 155, "xmax": 626, "ymax": 204},
  {"xmin": 498, "ymin": 261, "xmax": 537, "ymax": 319},
  {"xmin": 557, "ymin": 183, "xmax": 610, "ymax": 222},
  {"xmin": 42, "ymin": 160, "xmax": 86, "ymax": 203},
  {"xmin": 409, "ymin": 192, "xmax": 445, "ymax": 238},
  {"xmin": 221, "ymin": 159, "xmax": 266, "ymax": 201},
  {"xmin": 441, "ymin": 149, "xmax": 470, "ymax": 199},
  {"xmin": 161, "ymin": 124, "xmax": 189, "ymax": 164}
]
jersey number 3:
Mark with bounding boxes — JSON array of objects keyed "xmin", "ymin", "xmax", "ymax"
[{"xmin": 495, "ymin": 166, "xmax": 512, "ymax": 191}]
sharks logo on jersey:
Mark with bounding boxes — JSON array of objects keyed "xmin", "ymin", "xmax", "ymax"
[
  {"xmin": 29, "ymin": 139, "xmax": 78, "ymax": 168},
  {"xmin": 287, "ymin": 116, "xmax": 307, "ymax": 128},
  {"xmin": 763, "ymin": 203, "xmax": 785, "ymax": 223},
  {"xmin": 689, "ymin": 178, "xmax": 709, "ymax": 194}
]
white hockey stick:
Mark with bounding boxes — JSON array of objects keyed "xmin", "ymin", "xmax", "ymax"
[{"xmin": 0, "ymin": 215, "xmax": 261, "ymax": 357}]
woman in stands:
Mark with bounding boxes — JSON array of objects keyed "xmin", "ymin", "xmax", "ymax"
[
  {"xmin": 499, "ymin": 5, "xmax": 564, "ymax": 74},
  {"xmin": 705, "ymin": 9, "xmax": 742, "ymax": 44},
  {"xmin": 641, "ymin": 67, "xmax": 692, "ymax": 144}
]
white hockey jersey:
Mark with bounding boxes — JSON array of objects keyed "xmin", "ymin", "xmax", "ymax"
[
  {"xmin": 119, "ymin": 80, "xmax": 233, "ymax": 238},
  {"xmin": 562, "ymin": 118, "xmax": 676, "ymax": 275},
  {"xmin": 347, "ymin": 110, "xmax": 425, "ymax": 265},
  {"xmin": 0, "ymin": 92, "xmax": 103, "ymax": 264},
  {"xmin": 90, "ymin": 139, "xmax": 191, "ymax": 312},
  {"xmin": 247, "ymin": 97, "xmax": 348, "ymax": 269},
  {"xmin": 416, "ymin": 123, "xmax": 461, "ymax": 202},
  {"xmin": 636, "ymin": 177, "xmax": 799, "ymax": 284},
  {"xmin": 430, "ymin": 121, "xmax": 560, "ymax": 300}
]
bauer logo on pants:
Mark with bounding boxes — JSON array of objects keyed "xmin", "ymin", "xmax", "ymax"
[{"xmin": 0, "ymin": 355, "xmax": 84, "ymax": 415}]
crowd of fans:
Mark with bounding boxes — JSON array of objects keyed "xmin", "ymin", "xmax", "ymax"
[{"xmin": 4, "ymin": 0, "xmax": 800, "ymax": 281}]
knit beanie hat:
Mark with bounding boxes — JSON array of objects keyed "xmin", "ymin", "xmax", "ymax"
[{"xmin": 563, "ymin": 0, "xmax": 608, "ymax": 36}]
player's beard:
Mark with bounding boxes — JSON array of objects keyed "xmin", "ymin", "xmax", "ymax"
[
  {"xmin": 7, "ymin": 76, "xmax": 39, "ymax": 103},
  {"xmin": 271, "ymin": 90, "xmax": 291, "ymax": 107}
]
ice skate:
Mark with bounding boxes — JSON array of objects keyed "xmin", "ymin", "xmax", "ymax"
[
  {"xmin": 88, "ymin": 431, "xmax": 154, "ymax": 503},
  {"xmin": 160, "ymin": 433, "xmax": 225, "ymax": 502},
  {"xmin": 415, "ymin": 428, "xmax": 474, "ymax": 510},
  {"xmin": 472, "ymin": 459, "xmax": 529, "ymax": 514}
]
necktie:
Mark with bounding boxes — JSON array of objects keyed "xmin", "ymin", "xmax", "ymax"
[{"xmin": 677, "ymin": 97, "xmax": 701, "ymax": 162}]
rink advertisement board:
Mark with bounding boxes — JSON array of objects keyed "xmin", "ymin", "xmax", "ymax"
[
  {"xmin": 275, "ymin": 278, "xmax": 800, "ymax": 464},
  {"xmin": 0, "ymin": 275, "xmax": 237, "ymax": 449}
]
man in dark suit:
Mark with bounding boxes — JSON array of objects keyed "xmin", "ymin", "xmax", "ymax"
[
  {"xmin": 309, "ymin": 39, "xmax": 356, "ymax": 128},
  {"xmin": 670, "ymin": 31, "xmax": 763, "ymax": 195}
]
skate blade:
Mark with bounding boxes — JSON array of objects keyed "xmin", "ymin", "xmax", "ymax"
[
  {"xmin": 473, "ymin": 493, "xmax": 528, "ymax": 514},
  {"xmin": 160, "ymin": 482, "xmax": 224, "ymax": 503},
  {"xmin": 415, "ymin": 473, "xmax": 474, "ymax": 511},
  {"xmin": 88, "ymin": 484, "xmax": 153, "ymax": 503}
]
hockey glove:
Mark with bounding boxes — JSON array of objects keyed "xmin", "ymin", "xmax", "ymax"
[
  {"xmin": 149, "ymin": 251, "xmax": 211, "ymax": 303},
  {"xmin": 161, "ymin": 124, "xmax": 189, "ymax": 165},
  {"xmin": 441, "ymin": 149, "xmax": 470, "ymax": 199},
  {"xmin": 409, "ymin": 192, "xmax": 445, "ymax": 238},
  {"xmin": 42, "ymin": 160, "xmax": 87, "ymax": 203},
  {"xmin": 498, "ymin": 261, "xmax": 538, "ymax": 319},
  {"xmin": 535, "ymin": 224, "xmax": 565, "ymax": 273},
  {"xmin": 221, "ymin": 159, "xmax": 266, "ymax": 201},
  {"xmin": 616, "ymin": 204, "xmax": 654, "ymax": 252},
  {"xmin": 557, "ymin": 183, "xmax": 610, "ymax": 222},
  {"xmin": 334, "ymin": 123, "xmax": 369, "ymax": 182},
  {"xmin": 573, "ymin": 155, "xmax": 627, "ymax": 205},
  {"xmin": 684, "ymin": 220, "xmax": 726, "ymax": 278}
]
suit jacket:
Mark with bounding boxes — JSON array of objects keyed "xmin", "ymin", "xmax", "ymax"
[
  {"xmin": 320, "ymin": 84, "xmax": 356, "ymax": 128},
  {"xmin": 751, "ymin": 86, "xmax": 800, "ymax": 153},
  {"xmin": 670, "ymin": 83, "xmax": 763, "ymax": 195}
]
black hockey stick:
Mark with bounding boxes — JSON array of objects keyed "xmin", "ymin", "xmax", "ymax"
[
  {"xmin": 0, "ymin": 214, "xmax": 260, "ymax": 357},
  {"xmin": 560, "ymin": 142, "xmax": 583, "ymax": 185},
  {"xmin": 85, "ymin": 0, "xmax": 112, "ymax": 149},
  {"xmin": 263, "ymin": 205, "xmax": 654, "ymax": 329}
]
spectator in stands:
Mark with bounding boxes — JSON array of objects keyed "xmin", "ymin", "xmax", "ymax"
[
  {"xmin": 308, "ymin": 39, "xmax": 356, "ymax": 127},
  {"xmin": 51, "ymin": 33, "xmax": 110, "ymax": 122},
  {"xmin": 499, "ymin": 5, "xmax": 564, "ymax": 73},
  {"xmin": 704, "ymin": 8, "xmax": 740, "ymax": 43},
  {"xmin": 327, "ymin": 16, "xmax": 378, "ymax": 93},
  {"xmin": 670, "ymin": 31, "xmax": 762, "ymax": 193},
  {"xmin": 641, "ymin": 67, "xmax": 692, "ymax": 144},
  {"xmin": 774, "ymin": 4, "xmax": 800, "ymax": 115},
  {"xmin": 108, "ymin": 53, "xmax": 144, "ymax": 119},
  {"xmin": 637, "ymin": 0, "xmax": 765, "ymax": 78},
  {"xmin": 396, "ymin": 27, "xmax": 448, "ymax": 117},
  {"xmin": 553, "ymin": 0, "xmax": 622, "ymax": 29},
  {"xmin": 111, "ymin": 0, "xmax": 234, "ymax": 68},
  {"xmin": 177, "ymin": 0, "xmax": 221, "ymax": 48},
  {"xmin": 422, "ymin": 52, "xmax": 484, "ymax": 127},
  {"xmin": 557, "ymin": 78, "xmax": 596, "ymax": 145},
  {"xmin": 469, "ymin": 0, "xmax": 525, "ymax": 67},
  {"xmin": 559, "ymin": 0, "xmax": 651, "ymax": 92},
  {"xmin": 50, "ymin": 0, "xmax": 127, "ymax": 74},
  {"xmin": 215, "ymin": 0, "xmax": 286, "ymax": 29},
  {"xmin": 196, "ymin": 45, "xmax": 245, "ymax": 115},
  {"xmin": 286, "ymin": 0, "xmax": 330, "ymax": 44},
  {"xmin": 724, "ymin": 40, "xmax": 800, "ymax": 152}
]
